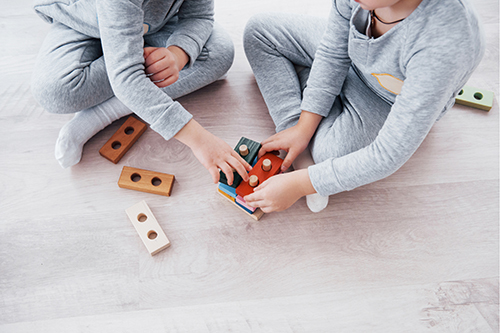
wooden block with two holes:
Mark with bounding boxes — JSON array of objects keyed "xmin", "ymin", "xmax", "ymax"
[
  {"xmin": 235, "ymin": 152, "xmax": 283, "ymax": 198},
  {"xmin": 118, "ymin": 166, "xmax": 175, "ymax": 196},
  {"xmin": 455, "ymin": 85, "xmax": 494, "ymax": 111},
  {"xmin": 99, "ymin": 116, "xmax": 147, "ymax": 163},
  {"xmin": 125, "ymin": 200, "xmax": 170, "ymax": 255},
  {"xmin": 219, "ymin": 137, "xmax": 261, "ymax": 188}
]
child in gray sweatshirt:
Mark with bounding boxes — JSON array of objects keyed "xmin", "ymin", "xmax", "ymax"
[
  {"xmin": 243, "ymin": 0, "xmax": 484, "ymax": 212},
  {"xmin": 31, "ymin": 0, "xmax": 251, "ymax": 185}
]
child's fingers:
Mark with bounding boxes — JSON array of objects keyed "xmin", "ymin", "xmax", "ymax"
[
  {"xmin": 219, "ymin": 162, "xmax": 234, "ymax": 186},
  {"xmin": 208, "ymin": 166, "xmax": 220, "ymax": 184},
  {"xmin": 281, "ymin": 148, "xmax": 300, "ymax": 172},
  {"xmin": 143, "ymin": 47, "xmax": 157, "ymax": 59},
  {"xmin": 228, "ymin": 155, "xmax": 250, "ymax": 182}
]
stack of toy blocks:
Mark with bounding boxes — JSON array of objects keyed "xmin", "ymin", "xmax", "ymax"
[{"xmin": 217, "ymin": 137, "xmax": 283, "ymax": 220}]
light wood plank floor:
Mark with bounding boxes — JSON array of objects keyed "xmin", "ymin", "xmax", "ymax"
[{"xmin": 0, "ymin": 0, "xmax": 498, "ymax": 331}]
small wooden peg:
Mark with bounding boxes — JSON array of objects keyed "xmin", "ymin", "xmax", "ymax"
[
  {"xmin": 262, "ymin": 159, "xmax": 272, "ymax": 171},
  {"xmin": 249, "ymin": 175, "xmax": 259, "ymax": 187},
  {"xmin": 239, "ymin": 144, "xmax": 249, "ymax": 157}
]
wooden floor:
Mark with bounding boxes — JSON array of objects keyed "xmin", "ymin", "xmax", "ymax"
[{"xmin": 0, "ymin": 0, "xmax": 498, "ymax": 331}]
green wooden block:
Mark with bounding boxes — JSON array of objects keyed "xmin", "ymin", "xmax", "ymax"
[
  {"xmin": 219, "ymin": 137, "xmax": 261, "ymax": 188},
  {"xmin": 455, "ymin": 85, "xmax": 494, "ymax": 111}
]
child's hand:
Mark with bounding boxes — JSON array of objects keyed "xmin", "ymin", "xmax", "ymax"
[
  {"xmin": 244, "ymin": 169, "xmax": 315, "ymax": 213},
  {"xmin": 259, "ymin": 125, "xmax": 311, "ymax": 172},
  {"xmin": 259, "ymin": 111, "xmax": 323, "ymax": 172},
  {"xmin": 174, "ymin": 119, "xmax": 252, "ymax": 185},
  {"xmin": 143, "ymin": 46, "xmax": 189, "ymax": 88}
]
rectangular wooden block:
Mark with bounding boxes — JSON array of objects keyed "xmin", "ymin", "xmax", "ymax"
[
  {"xmin": 219, "ymin": 137, "xmax": 261, "ymax": 188},
  {"xmin": 218, "ymin": 182, "xmax": 237, "ymax": 198},
  {"xmin": 217, "ymin": 190, "xmax": 264, "ymax": 221},
  {"xmin": 236, "ymin": 195, "xmax": 256, "ymax": 213},
  {"xmin": 236, "ymin": 153, "xmax": 283, "ymax": 198},
  {"xmin": 125, "ymin": 200, "xmax": 170, "ymax": 256},
  {"xmin": 99, "ymin": 116, "xmax": 148, "ymax": 163},
  {"xmin": 455, "ymin": 85, "xmax": 494, "ymax": 111},
  {"xmin": 118, "ymin": 166, "xmax": 175, "ymax": 196},
  {"xmin": 218, "ymin": 188, "xmax": 235, "ymax": 202}
]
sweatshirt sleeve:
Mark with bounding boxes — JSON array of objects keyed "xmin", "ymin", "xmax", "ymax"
[
  {"xmin": 308, "ymin": 10, "xmax": 483, "ymax": 197},
  {"xmin": 300, "ymin": 0, "xmax": 352, "ymax": 117},
  {"xmin": 95, "ymin": 0, "xmax": 204, "ymax": 141},
  {"xmin": 166, "ymin": 0, "xmax": 214, "ymax": 67}
]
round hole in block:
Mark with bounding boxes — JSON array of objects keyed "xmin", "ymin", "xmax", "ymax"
[
  {"xmin": 131, "ymin": 173, "xmax": 141, "ymax": 182},
  {"xmin": 147, "ymin": 230, "xmax": 158, "ymax": 240},
  {"xmin": 458, "ymin": 89, "xmax": 464, "ymax": 95},
  {"xmin": 111, "ymin": 141, "xmax": 122, "ymax": 150},
  {"xmin": 473, "ymin": 92, "xmax": 483, "ymax": 100},
  {"xmin": 124, "ymin": 127, "xmax": 135, "ymax": 135},
  {"xmin": 249, "ymin": 175, "xmax": 259, "ymax": 187},
  {"xmin": 151, "ymin": 177, "xmax": 162, "ymax": 187},
  {"xmin": 137, "ymin": 213, "xmax": 148, "ymax": 222}
]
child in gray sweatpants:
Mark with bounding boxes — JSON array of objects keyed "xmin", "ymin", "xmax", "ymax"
[
  {"xmin": 31, "ymin": 0, "xmax": 251, "ymax": 185},
  {"xmin": 243, "ymin": 0, "xmax": 484, "ymax": 212}
]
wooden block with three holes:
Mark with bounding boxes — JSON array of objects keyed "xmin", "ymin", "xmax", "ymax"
[
  {"xmin": 125, "ymin": 200, "xmax": 170, "ymax": 255},
  {"xmin": 99, "ymin": 116, "xmax": 147, "ymax": 164},
  {"xmin": 118, "ymin": 166, "xmax": 175, "ymax": 196}
]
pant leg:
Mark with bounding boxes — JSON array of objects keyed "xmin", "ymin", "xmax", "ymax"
[
  {"xmin": 310, "ymin": 72, "xmax": 393, "ymax": 164},
  {"xmin": 157, "ymin": 22, "xmax": 234, "ymax": 100},
  {"xmin": 32, "ymin": 21, "xmax": 234, "ymax": 114},
  {"xmin": 243, "ymin": 13, "xmax": 327, "ymax": 132},
  {"xmin": 31, "ymin": 22, "xmax": 113, "ymax": 114}
]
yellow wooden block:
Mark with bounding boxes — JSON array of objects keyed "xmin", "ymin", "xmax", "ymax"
[
  {"xmin": 455, "ymin": 85, "xmax": 494, "ymax": 111},
  {"xmin": 125, "ymin": 200, "xmax": 170, "ymax": 256}
]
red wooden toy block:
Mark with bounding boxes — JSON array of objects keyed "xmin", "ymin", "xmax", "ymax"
[{"xmin": 235, "ymin": 153, "xmax": 283, "ymax": 198}]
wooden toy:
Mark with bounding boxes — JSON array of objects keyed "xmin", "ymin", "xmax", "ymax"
[
  {"xmin": 99, "ymin": 116, "xmax": 147, "ymax": 163},
  {"xmin": 125, "ymin": 200, "xmax": 170, "ymax": 256},
  {"xmin": 118, "ymin": 166, "xmax": 175, "ymax": 196},
  {"xmin": 236, "ymin": 152, "xmax": 283, "ymax": 198},
  {"xmin": 455, "ymin": 86, "xmax": 494, "ymax": 111},
  {"xmin": 236, "ymin": 195, "xmax": 256, "ymax": 213},
  {"xmin": 217, "ymin": 190, "xmax": 264, "ymax": 221},
  {"xmin": 218, "ymin": 182, "xmax": 237, "ymax": 199},
  {"xmin": 219, "ymin": 137, "xmax": 261, "ymax": 188}
]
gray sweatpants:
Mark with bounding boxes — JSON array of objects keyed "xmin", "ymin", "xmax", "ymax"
[
  {"xmin": 31, "ymin": 20, "xmax": 234, "ymax": 115},
  {"xmin": 243, "ymin": 13, "xmax": 391, "ymax": 167}
]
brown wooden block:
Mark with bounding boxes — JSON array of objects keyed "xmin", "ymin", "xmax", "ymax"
[
  {"xmin": 99, "ymin": 116, "xmax": 147, "ymax": 164},
  {"xmin": 118, "ymin": 166, "xmax": 175, "ymax": 196}
]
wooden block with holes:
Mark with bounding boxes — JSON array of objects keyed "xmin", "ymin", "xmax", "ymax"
[
  {"xmin": 125, "ymin": 200, "xmax": 170, "ymax": 255},
  {"xmin": 455, "ymin": 85, "xmax": 494, "ymax": 111},
  {"xmin": 219, "ymin": 137, "xmax": 261, "ymax": 188},
  {"xmin": 118, "ymin": 166, "xmax": 175, "ymax": 196},
  {"xmin": 99, "ymin": 116, "xmax": 147, "ymax": 163},
  {"xmin": 235, "ymin": 153, "xmax": 283, "ymax": 198}
]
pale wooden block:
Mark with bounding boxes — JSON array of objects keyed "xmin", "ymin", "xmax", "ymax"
[
  {"xmin": 125, "ymin": 200, "xmax": 170, "ymax": 256},
  {"xmin": 118, "ymin": 166, "xmax": 175, "ymax": 196}
]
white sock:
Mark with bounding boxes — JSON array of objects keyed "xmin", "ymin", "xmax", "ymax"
[
  {"xmin": 55, "ymin": 97, "xmax": 132, "ymax": 168},
  {"xmin": 292, "ymin": 148, "xmax": 329, "ymax": 213}
]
